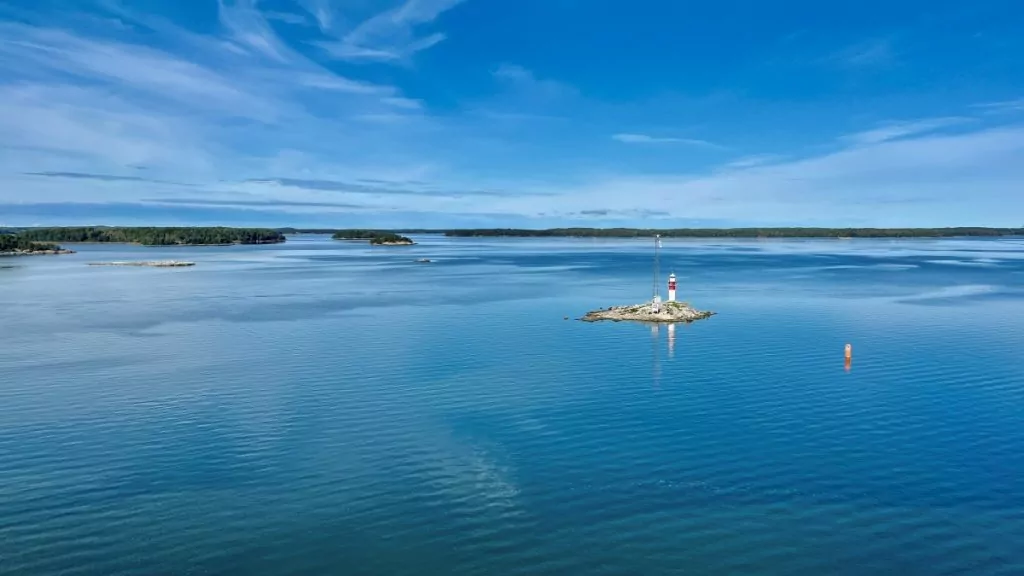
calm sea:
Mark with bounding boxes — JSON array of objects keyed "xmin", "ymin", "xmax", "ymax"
[{"xmin": 2, "ymin": 235, "xmax": 1023, "ymax": 575}]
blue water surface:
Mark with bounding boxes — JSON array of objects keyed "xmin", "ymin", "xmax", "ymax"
[{"xmin": 1, "ymin": 235, "xmax": 1023, "ymax": 575}]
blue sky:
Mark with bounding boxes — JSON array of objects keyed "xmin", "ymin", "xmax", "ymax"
[{"xmin": 1, "ymin": 0, "xmax": 1023, "ymax": 228}]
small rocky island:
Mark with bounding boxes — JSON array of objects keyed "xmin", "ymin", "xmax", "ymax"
[
  {"xmin": 581, "ymin": 300, "xmax": 714, "ymax": 323},
  {"xmin": 88, "ymin": 261, "xmax": 196, "ymax": 267}
]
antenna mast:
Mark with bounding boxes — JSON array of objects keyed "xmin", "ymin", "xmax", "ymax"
[{"xmin": 651, "ymin": 234, "xmax": 662, "ymax": 311}]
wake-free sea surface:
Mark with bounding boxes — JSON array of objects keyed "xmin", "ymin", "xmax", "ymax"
[{"xmin": 2, "ymin": 235, "xmax": 1024, "ymax": 575}]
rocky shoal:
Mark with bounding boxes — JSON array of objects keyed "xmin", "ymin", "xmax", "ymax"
[
  {"xmin": 87, "ymin": 260, "xmax": 196, "ymax": 267},
  {"xmin": 581, "ymin": 300, "xmax": 715, "ymax": 323},
  {"xmin": 0, "ymin": 249, "xmax": 76, "ymax": 256}
]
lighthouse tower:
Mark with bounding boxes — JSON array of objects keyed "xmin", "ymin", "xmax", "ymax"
[{"xmin": 668, "ymin": 273, "xmax": 677, "ymax": 302}]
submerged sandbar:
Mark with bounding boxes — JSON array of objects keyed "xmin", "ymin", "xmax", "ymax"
[{"xmin": 88, "ymin": 261, "xmax": 196, "ymax": 267}]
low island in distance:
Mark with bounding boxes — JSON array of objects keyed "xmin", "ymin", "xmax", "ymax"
[
  {"xmin": 581, "ymin": 300, "xmax": 715, "ymax": 323},
  {"xmin": 332, "ymin": 230, "xmax": 416, "ymax": 245}
]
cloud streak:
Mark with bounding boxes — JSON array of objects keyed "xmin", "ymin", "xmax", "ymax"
[
  {"xmin": 244, "ymin": 177, "xmax": 531, "ymax": 198},
  {"xmin": 550, "ymin": 123, "xmax": 1024, "ymax": 227},
  {"xmin": 144, "ymin": 198, "xmax": 368, "ymax": 209},
  {"xmin": 828, "ymin": 37, "xmax": 897, "ymax": 68},
  {"xmin": 841, "ymin": 117, "xmax": 972, "ymax": 145},
  {"xmin": 25, "ymin": 171, "xmax": 192, "ymax": 186},
  {"xmin": 971, "ymin": 98, "xmax": 1024, "ymax": 114},
  {"xmin": 492, "ymin": 64, "xmax": 576, "ymax": 101},
  {"xmin": 315, "ymin": 0, "xmax": 467, "ymax": 62},
  {"xmin": 612, "ymin": 133, "xmax": 724, "ymax": 148}
]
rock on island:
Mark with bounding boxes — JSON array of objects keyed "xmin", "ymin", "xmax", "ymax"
[{"xmin": 581, "ymin": 300, "xmax": 714, "ymax": 323}]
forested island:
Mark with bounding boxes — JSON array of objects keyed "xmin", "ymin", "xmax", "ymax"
[
  {"xmin": 17, "ymin": 227, "xmax": 286, "ymax": 246},
  {"xmin": 441, "ymin": 227, "xmax": 1024, "ymax": 238},
  {"xmin": 0, "ymin": 234, "xmax": 73, "ymax": 256},
  {"xmin": 369, "ymin": 233, "xmax": 415, "ymax": 246},
  {"xmin": 331, "ymin": 230, "xmax": 415, "ymax": 245}
]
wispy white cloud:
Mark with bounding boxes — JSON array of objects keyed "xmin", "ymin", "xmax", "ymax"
[
  {"xmin": 722, "ymin": 154, "xmax": 786, "ymax": 169},
  {"xmin": 971, "ymin": 98, "xmax": 1024, "ymax": 114},
  {"xmin": 612, "ymin": 133, "xmax": 724, "ymax": 148},
  {"xmin": 841, "ymin": 117, "xmax": 972, "ymax": 145},
  {"xmin": 492, "ymin": 64, "xmax": 576, "ymax": 101},
  {"xmin": 491, "ymin": 63, "xmax": 534, "ymax": 82},
  {"xmin": 530, "ymin": 123, "xmax": 1024, "ymax": 226},
  {"xmin": 296, "ymin": 0, "xmax": 334, "ymax": 32},
  {"xmin": 263, "ymin": 11, "xmax": 309, "ymax": 26},
  {"xmin": 828, "ymin": 37, "xmax": 897, "ymax": 68},
  {"xmin": 0, "ymin": 83, "xmax": 211, "ymax": 171},
  {"xmin": 294, "ymin": 72, "xmax": 394, "ymax": 96},
  {"xmin": 0, "ymin": 23, "xmax": 276, "ymax": 120},
  {"xmin": 315, "ymin": 0, "xmax": 466, "ymax": 62},
  {"xmin": 0, "ymin": 2, "xmax": 449, "ymax": 213},
  {"xmin": 382, "ymin": 96, "xmax": 424, "ymax": 110},
  {"xmin": 217, "ymin": 0, "xmax": 293, "ymax": 62}
]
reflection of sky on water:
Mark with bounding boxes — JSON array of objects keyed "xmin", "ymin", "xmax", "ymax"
[
  {"xmin": 4, "ymin": 236, "xmax": 1023, "ymax": 338},
  {"xmin": 3, "ymin": 235, "xmax": 1024, "ymax": 575}
]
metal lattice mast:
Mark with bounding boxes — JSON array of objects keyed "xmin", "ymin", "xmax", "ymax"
[{"xmin": 652, "ymin": 234, "xmax": 661, "ymax": 305}]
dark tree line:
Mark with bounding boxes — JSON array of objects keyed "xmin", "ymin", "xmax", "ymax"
[
  {"xmin": 0, "ymin": 234, "xmax": 60, "ymax": 253},
  {"xmin": 329, "ymin": 230, "xmax": 414, "ymax": 244},
  {"xmin": 369, "ymin": 233, "xmax": 414, "ymax": 245},
  {"xmin": 442, "ymin": 227, "xmax": 1024, "ymax": 238},
  {"xmin": 331, "ymin": 229, "xmax": 390, "ymax": 240},
  {"xmin": 17, "ymin": 227, "xmax": 286, "ymax": 245}
]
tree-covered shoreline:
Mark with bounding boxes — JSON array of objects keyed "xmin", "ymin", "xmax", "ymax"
[
  {"xmin": 0, "ymin": 234, "xmax": 67, "ymax": 254},
  {"xmin": 439, "ymin": 227, "xmax": 1024, "ymax": 238},
  {"xmin": 17, "ymin": 227, "xmax": 286, "ymax": 246},
  {"xmin": 330, "ymin": 229, "xmax": 389, "ymax": 240}
]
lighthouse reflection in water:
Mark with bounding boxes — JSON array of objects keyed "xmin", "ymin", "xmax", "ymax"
[
  {"xmin": 649, "ymin": 322, "xmax": 679, "ymax": 388},
  {"xmin": 649, "ymin": 323, "xmax": 677, "ymax": 357}
]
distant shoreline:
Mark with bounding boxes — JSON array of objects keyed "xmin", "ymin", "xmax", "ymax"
[
  {"xmin": 431, "ymin": 227, "xmax": 1024, "ymax": 239},
  {"xmin": 7, "ymin": 226, "xmax": 1024, "ymax": 242},
  {"xmin": 305, "ymin": 227, "xmax": 1024, "ymax": 239}
]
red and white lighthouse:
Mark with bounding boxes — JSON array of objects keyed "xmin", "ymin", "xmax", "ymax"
[{"xmin": 668, "ymin": 273, "xmax": 677, "ymax": 302}]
